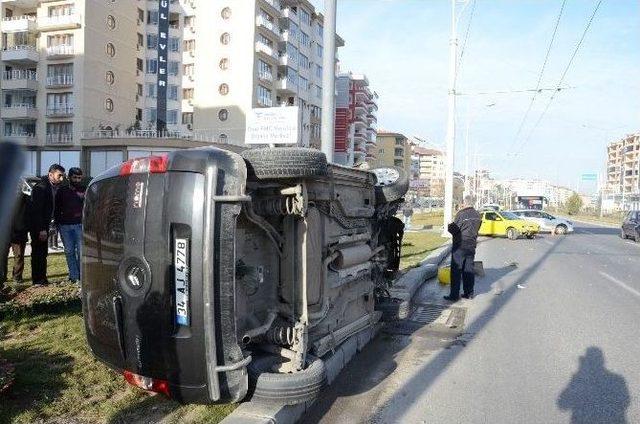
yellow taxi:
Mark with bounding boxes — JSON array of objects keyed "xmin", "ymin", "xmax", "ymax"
[{"xmin": 479, "ymin": 210, "xmax": 540, "ymax": 240}]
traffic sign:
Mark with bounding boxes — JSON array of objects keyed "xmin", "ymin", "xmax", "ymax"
[{"xmin": 581, "ymin": 173, "xmax": 598, "ymax": 181}]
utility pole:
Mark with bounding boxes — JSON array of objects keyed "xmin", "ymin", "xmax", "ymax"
[
  {"xmin": 442, "ymin": 0, "xmax": 458, "ymax": 237},
  {"xmin": 320, "ymin": 0, "xmax": 337, "ymax": 163}
]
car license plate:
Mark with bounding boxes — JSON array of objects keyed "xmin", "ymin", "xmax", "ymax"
[{"xmin": 174, "ymin": 238, "xmax": 190, "ymax": 326}]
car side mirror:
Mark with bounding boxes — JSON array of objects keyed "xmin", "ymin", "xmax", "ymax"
[{"xmin": 495, "ymin": 217, "xmax": 503, "ymax": 221}]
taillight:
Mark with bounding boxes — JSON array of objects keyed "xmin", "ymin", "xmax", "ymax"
[
  {"xmin": 120, "ymin": 154, "xmax": 169, "ymax": 176},
  {"xmin": 123, "ymin": 370, "xmax": 171, "ymax": 397}
]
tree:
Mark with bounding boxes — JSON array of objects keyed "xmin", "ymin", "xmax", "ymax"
[{"xmin": 566, "ymin": 193, "xmax": 583, "ymax": 215}]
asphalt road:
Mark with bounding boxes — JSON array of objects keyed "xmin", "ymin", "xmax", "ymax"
[{"xmin": 305, "ymin": 221, "xmax": 640, "ymax": 424}]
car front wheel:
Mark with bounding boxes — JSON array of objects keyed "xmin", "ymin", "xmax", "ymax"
[
  {"xmin": 506, "ymin": 227, "xmax": 519, "ymax": 240},
  {"xmin": 555, "ymin": 224, "xmax": 568, "ymax": 235}
]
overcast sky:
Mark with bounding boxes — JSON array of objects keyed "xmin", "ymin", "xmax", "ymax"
[{"xmin": 313, "ymin": 0, "xmax": 639, "ymax": 192}]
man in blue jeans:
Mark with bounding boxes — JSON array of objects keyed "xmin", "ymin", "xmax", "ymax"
[{"xmin": 55, "ymin": 167, "xmax": 86, "ymax": 284}]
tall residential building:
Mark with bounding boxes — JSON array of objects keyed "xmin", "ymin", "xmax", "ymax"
[
  {"xmin": 605, "ymin": 133, "xmax": 640, "ymax": 197},
  {"xmin": 412, "ymin": 146, "xmax": 445, "ymax": 197},
  {"xmin": 0, "ymin": 0, "xmax": 196, "ymax": 176},
  {"xmin": 334, "ymin": 72, "xmax": 377, "ymax": 167},
  {"xmin": 193, "ymin": 0, "xmax": 343, "ymax": 147},
  {"xmin": 373, "ymin": 131, "xmax": 412, "ymax": 174}
]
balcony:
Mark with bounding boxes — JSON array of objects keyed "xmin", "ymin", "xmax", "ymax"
[
  {"xmin": 46, "ymin": 44, "xmax": 74, "ymax": 59},
  {"xmin": 3, "ymin": 132, "xmax": 37, "ymax": 144},
  {"xmin": 1, "ymin": 15, "xmax": 37, "ymax": 32},
  {"xmin": 277, "ymin": 78, "xmax": 297, "ymax": 94},
  {"xmin": 46, "ymin": 133, "xmax": 73, "ymax": 145},
  {"xmin": 353, "ymin": 132, "xmax": 367, "ymax": 143},
  {"xmin": 256, "ymin": 16, "xmax": 279, "ymax": 37},
  {"xmin": 38, "ymin": 13, "xmax": 82, "ymax": 31},
  {"xmin": 46, "ymin": 104, "xmax": 74, "ymax": 117},
  {"xmin": 1, "ymin": 104, "xmax": 38, "ymax": 119},
  {"xmin": 258, "ymin": 0, "xmax": 280, "ymax": 15},
  {"xmin": 255, "ymin": 41, "xmax": 278, "ymax": 61},
  {"xmin": 2, "ymin": 70, "xmax": 38, "ymax": 90},
  {"xmin": 279, "ymin": 53, "xmax": 296, "ymax": 67},
  {"xmin": 1, "ymin": 45, "xmax": 39, "ymax": 63},
  {"xmin": 45, "ymin": 74, "xmax": 73, "ymax": 88}
]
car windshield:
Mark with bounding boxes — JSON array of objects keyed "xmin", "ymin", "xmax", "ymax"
[{"xmin": 501, "ymin": 212, "xmax": 521, "ymax": 220}]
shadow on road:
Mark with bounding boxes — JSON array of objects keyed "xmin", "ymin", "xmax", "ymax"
[
  {"xmin": 558, "ymin": 347, "xmax": 630, "ymax": 424},
  {"xmin": 574, "ymin": 226, "xmax": 620, "ymax": 236},
  {"xmin": 304, "ymin": 237, "xmax": 566, "ymax": 423}
]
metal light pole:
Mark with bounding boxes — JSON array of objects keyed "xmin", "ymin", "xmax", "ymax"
[
  {"xmin": 320, "ymin": 0, "xmax": 337, "ymax": 163},
  {"xmin": 464, "ymin": 102, "xmax": 495, "ymax": 199},
  {"xmin": 442, "ymin": 0, "xmax": 458, "ymax": 237}
]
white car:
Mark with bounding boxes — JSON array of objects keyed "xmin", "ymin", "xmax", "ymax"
[{"xmin": 509, "ymin": 209, "xmax": 574, "ymax": 235}]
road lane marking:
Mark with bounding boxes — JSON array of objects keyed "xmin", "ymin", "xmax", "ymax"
[{"xmin": 599, "ymin": 271, "xmax": 640, "ymax": 298}]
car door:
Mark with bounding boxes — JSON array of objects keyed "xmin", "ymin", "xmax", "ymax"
[
  {"xmin": 479, "ymin": 212, "xmax": 494, "ymax": 235},
  {"xmin": 493, "ymin": 212, "xmax": 507, "ymax": 235}
]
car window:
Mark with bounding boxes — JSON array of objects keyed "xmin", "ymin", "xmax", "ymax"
[
  {"xmin": 543, "ymin": 213, "xmax": 555, "ymax": 220},
  {"xmin": 524, "ymin": 211, "xmax": 538, "ymax": 218},
  {"xmin": 485, "ymin": 212, "xmax": 497, "ymax": 221},
  {"xmin": 501, "ymin": 212, "xmax": 520, "ymax": 220}
]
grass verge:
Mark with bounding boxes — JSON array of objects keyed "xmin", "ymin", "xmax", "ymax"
[{"xmin": 400, "ymin": 231, "xmax": 448, "ymax": 270}]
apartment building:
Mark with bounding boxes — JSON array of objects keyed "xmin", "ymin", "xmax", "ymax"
[
  {"xmin": 412, "ymin": 146, "xmax": 445, "ymax": 197},
  {"xmin": 0, "ymin": 0, "xmax": 196, "ymax": 176},
  {"xmin": 192, "ymin": 0, "xmax": 343, "ymax": 147},
  {"xmin": 373, "ymin": 131, "xmax": 412, "ymax": 174},
  {"xmin": 605, "ymin": 133, "xmax": 640, "ymax": 196},
  {"xmin": 334, "ymin": 72, "xmax": 377, "ymax": 167}
]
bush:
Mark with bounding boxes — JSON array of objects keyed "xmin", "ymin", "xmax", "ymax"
[{"xmin": 566, "ymin": 193, "xmax": 583, "ymax": 215}]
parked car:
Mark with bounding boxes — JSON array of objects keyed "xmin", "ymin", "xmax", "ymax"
[
  {"xmin": 479, "ymin": 210, "xmax": 540, "ymax": 240},
  {"xmin": 620, "ymin": 210, "xmax": 640, "ymax": 242},
  {"xmin": 81, "ymin": 146, "xmax": 409, "ymax": 405},
  {"xmin": 510, "ymin": 209, "xmax": 574, "ymax": 235},
  {"xmin": 480, "ymin": 203, "xmax": 501, "ymax": 212}
]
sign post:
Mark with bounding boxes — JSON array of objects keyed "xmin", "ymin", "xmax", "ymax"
[{"xmin": 245, "ymin": 107, "xmax": 299, "ymax": 146}]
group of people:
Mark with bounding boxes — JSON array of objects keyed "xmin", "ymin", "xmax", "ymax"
[{"xmin": 0, "ymin": 164, "xmax": 86, "ymax": 290}]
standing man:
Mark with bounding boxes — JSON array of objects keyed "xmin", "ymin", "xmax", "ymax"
[
  {"xmin": 444, "ymin": 195, "xmax": 482, "ymax": 301},
  {"xmin": 0, "ymin": 188, "xmax": 30, "ymax": 289},
  {"xmin": 402, "ymin": 201, "xmax": 414, "ymax": 229},
  {"xmin": 55, "ymin": 167, "xmax": 86, "ymax": 284},
  {"xmin": 28, "ymin": 164, "xmax": 65, "ymax": 285}
]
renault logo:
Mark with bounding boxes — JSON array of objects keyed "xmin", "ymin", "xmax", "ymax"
[{"xmin": 126, "ymin": 265, "xmax": 145, "ymax": 290}]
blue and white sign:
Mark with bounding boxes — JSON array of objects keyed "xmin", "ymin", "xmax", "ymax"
[{"xmin": 156, "ymin": 0, "xmax": 169, "ymax": 132}]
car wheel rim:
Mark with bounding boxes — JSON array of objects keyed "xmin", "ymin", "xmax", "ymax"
[{"xmin": 372, "ymin": 168, "xmax": 400, "ymax": 187}]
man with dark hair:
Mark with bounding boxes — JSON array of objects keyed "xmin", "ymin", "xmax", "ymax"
[
  {"xmin": 444, "ymin": 195, "xmax": 482, "ymax": 302},
  {"xmin": 0, "ymin": 189, "xmax": 30, "ymax": 289},
  {"xmin": 28, "ymin": 164, "xmax": 65, "ymax": 285},
  {"xmin": 55, "ymin": 167, "xmax": 85, "ymax": 284}
]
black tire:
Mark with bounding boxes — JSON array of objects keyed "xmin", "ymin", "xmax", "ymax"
[
  {"xmin": 242, "ymin": 147, "xmax": 328, "ymax": 180},
  {"xmin": 526, "ymin": 234, "xmax": 535, "ymax": 239},
  {"xmin": 555, "ymin": 224, "xmax": 568, "ymax": 235},
  {"xmin": 370, "ymin": 166, "xmax": 410, "ymax": 203},
  {"xmin": 248, "ymin": 354, "xmax": 326, "ymax": 405},
  {"xmin": 506, "ymin": 227, "xmax": 519, "ymax": 240},
  {"xmin": 375, "ymin": 297, "xmax": 411, "ymax": 321}
]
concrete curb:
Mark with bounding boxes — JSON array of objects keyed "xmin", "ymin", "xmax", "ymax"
[
  {"xmin": 389, "ymin": 241, "xmax": 452, "ymax": 302},
  {"xmin": 559, "ymin": 216, "xmax": 618, "ymax": 229}
]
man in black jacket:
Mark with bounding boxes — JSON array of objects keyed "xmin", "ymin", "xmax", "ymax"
[
  {"xmin": 445, "ymin": 196, "xmax": 482, "ymax": 302},
  {"xmin": 0, "ymin": 190, "xmax": 30, "ymax": 289},
  {"xmin": 55, "ymin": 167, "xmax": 85, "ymax": 284},
  {"xmin": 28, "ymin": 164, "xmax": 65, "ymax": 285}
]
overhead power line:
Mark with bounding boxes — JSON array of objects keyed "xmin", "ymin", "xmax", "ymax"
[
  {"xmin": 510, "ymin": 0, "xmax": 567, "ymax": 149},
  {"xmin": 457, "ymin": 0, "xmax": 477, "ymax": 72},
  {"xmin": 515, "ymin": 0, "xmax": 605, "ymax": 154}
]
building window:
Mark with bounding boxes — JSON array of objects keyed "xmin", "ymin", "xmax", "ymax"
[
  {"xmin": 299, "ymin": 76, "xmax": 308, "ymax": 91},
  {"xmin": 315, "ymin": 64, "xmax": 322, "ymax": 79},
  {"xmin": 394, "ymin": 159, "xmax": 403, "ymax": 167},
  {"xmin": 317, "ymin": 23, "xmax": 323, "ymax": 37},
  {"xmin": 146, "ymin": 83, "xmax": 156, "ymax": 98},
  {"xmin": 183, "ymin": 39, "xmax": 195, "ymax": 52},
  {"xmin": 105, "ymin": 70, "xmax": 114, "ymax": 85},
  {"xmin": 167, "ymin": 110, "xmax": 178, "ymax": 125},
  {"xmin": 48, "ymin": 4, "xmax": 74, "ymax": 17},
  {"xmin": 136, "ymin": 58, "xmax": 143, "ymax": 72},
  {"xmin": 106, "ymin": 15, "xmax": 116, "ymax": 30},
  {"xmin": 137, "ymin": 83, "xmax": 143, "ymax": 96},
  {"xmin": 47, "ymin": 34, "xmax": 73, "ymax": 47},
  {"xmin": 147, "ymin": 34, "xmax": 157, "ymax": 49},
  {"xmin": 300, "ymin": 8, "xmax": 310, "ymax": 26},
  {"xmin": 218, "ymin": 109, "xmax": 228, "ymax": 121},
  {"xmin": 136, "ymin": 108, "xmax": 142, "ymax": 121},
  {"xmin": 219, "ymin": 58, "xmax": 229, "ymax": 70},
  {"xmin": 168, "ymin": 61, "xmax": 180, "ymax": 76},
  {"xmin": 137, "ymin": 33, "xmax": 144, "ymax": 49},
  {"xmin": 218, "ymin": 133, "xmax": 228, "ymax": 143},
  {"xmin": 146, "ymin": 59, "xmax": 158, "ymax": 74},
  {"xmin": 147, "ymin": 108, "xmax": 157, "ymax": 122},
  {"xmin": 168, "ymin": 85, "xmax": 178, "ymax": 100},
  {"xmin": 183, "ymin": 63, "xmax": 195, "ymax": 77},
  {"xmin": 221, "ymin": 7, "xmax": 231, "ymax": 19},
  {"xmin": 316, "ymin": 44, "xmax": 323, "ymax": 58},
  {"xmin": 105, "ymin": 42, "xmax": 116, "ymax": 57},
  {"xmin": 219, "ymin": 83, "xmax": 229, "ymax": 95},
  {"xmin": 105, "ymin": 98, "xmax": 114, "ymax": 112},
  {"xmin": 169, "ymin": 37, "xmax": 180, "ymax": 52},
  {"xmin": 315, "ymin": 84, "xmax": 322, "ymax": 98},
  {"xmin": 183, "ymin": 88, "xmax": 194, "ymax": 100},
  {"xmin": 299, "ymin": 31, "xmax": 310, "ymax": 47},
  {"xmin": 394, "ymin": 148, "xmax": 403, "ymax": 157},
  {"xmin": 182, "ymin": 112, "xmax": 194, "ymax": 124},
  {"xmin": 298, "ymin": 53, "xmax": 309, "ymax": 69},
  {"xmin": 257, "ymin": 59, "xmax": 272, "ymax": 81},
  {"xmin": 147, "ymin": 10, "xmax": 159, "ymax": 25},
  {"xmin": 220, "ymin": 32, "xmax": 230, "ymax": 45},
  {"xmin": 137, "ymin": 8, "xmax": 144, "ymax": 23},
  {"xmin": 257, "ymin": 85, "xmax": 272, "ymax": 106}
]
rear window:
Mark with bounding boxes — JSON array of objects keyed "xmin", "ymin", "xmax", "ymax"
[{"xmin": 84, "ymin": 177, "xmax": 128, "ymax": 252}]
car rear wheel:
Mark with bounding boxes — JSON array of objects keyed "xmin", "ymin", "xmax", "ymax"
[
  {"xmin": 506, "ymin": 227, "xmax": 518, "ymax": 240},
  {"xmin": 248, "ymin": 354, "xmax": 326, "ymax": 405},
  {"xmin": 242, "ymin": 147, "xmax": 328, "ymax": 180},
  {"xmin": 555, "ymin": 224, "xmax": 568, "ymax": 235}
]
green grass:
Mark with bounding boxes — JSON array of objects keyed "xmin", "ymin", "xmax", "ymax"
[
  {"xmin": 0, "ymin": 311, "xmax": 235, "ymax": 423},
  {"xmin": 400, "ymin": 231, "xmax": 447, "ymax": 270},
  {"xmin": 411, "ymin": 212, "xmax": 445, "ymax": 228},
  {"xmin": 6, "ymin": 252, "xmax": 69, "ymax": 285}
]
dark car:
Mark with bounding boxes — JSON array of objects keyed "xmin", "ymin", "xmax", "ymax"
[
  {"xmin": 81, "ymin": 145, "xmax": 408, "ymax": 405},
  {"xmin": 621, "ymin": 210, "xmax": 640, "ymax": 242}
]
